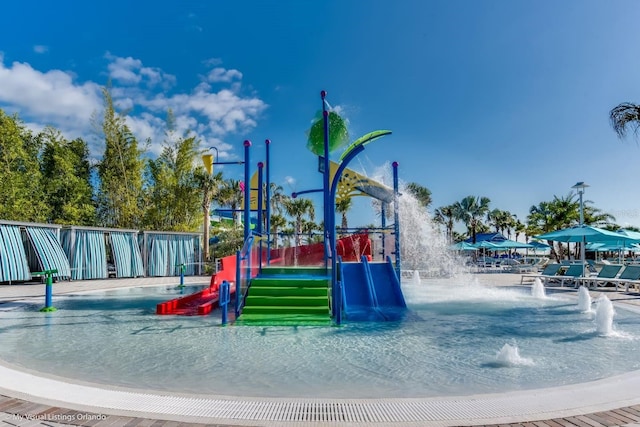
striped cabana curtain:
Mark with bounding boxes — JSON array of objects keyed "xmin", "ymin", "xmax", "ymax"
[
  {"xmin": 147, "ymin": 234, "xmax": 169, "ymax": 276},
  {"xmin": 61, "ymin": 229, "xmax": 107, "ymax": 280},
  {"xmin": 168, "ymin": 235, "xmax": 197, "ymax": 276},
  {"xmin": 110, "ymin": 231, "xmax": 144, "ymax": 278},
  {"xmin": 0, "ymin": 224, "xmax": 31, "ymax": 283},
  {"xmin": 24, "ymin": 227, "xmax": 71, "ymax": 280},
  {"xmin": 146, "ymin": 233, "xmax": 199, "ymax": 276}
]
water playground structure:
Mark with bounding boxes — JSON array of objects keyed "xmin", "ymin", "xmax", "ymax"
[{"xmin": 156, "ymin": 90, "xmax": 406, "ymax": 324}]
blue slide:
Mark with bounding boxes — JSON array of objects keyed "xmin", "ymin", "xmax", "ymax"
[{"xmin": 340, "ymin": 257, "xmax": 406, "ymax": 321}]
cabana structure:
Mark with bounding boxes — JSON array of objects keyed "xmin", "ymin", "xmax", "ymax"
[
  {"xmin": 0, "ymin": 220, "xmax": 71, "ymax": 283},
  {"xmin": 61, "ymin": 226, "xmax": 144, "ymax": 280},
  {"xmin": 1, "ymin": 220, "xmax": 203, "ymax": 283},
  {"xmin": 140, "ymin": 231, "xmax": 202, "ymax": 277}
]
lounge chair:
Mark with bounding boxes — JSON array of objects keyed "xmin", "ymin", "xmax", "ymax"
[
  {"xmin": 610, "ymin": 265, "xmax": 640, "ymax": 292},
  {"xmin": 506, "ymin": 257, "xmax": 546, "ymax": 274},
  {"xmin": 543, "ymin": 264, "xmax": 584, "ymax": 287},
  {"xmin": 520, "ymin": 263, "xmax": 561, "ymax": 285},
  {"xmin": 573, "ymin": 264, "xmax": 623, "ymax": 289}
]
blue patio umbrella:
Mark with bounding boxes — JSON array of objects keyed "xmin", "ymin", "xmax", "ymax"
[
  {"xmin": 450, "ymin": 241, "xmax": 478, "ymax": 251},
  {"xmin": 537, "ymin": 226, "xmax": 640, "ymax": 269},
  {"xmin": 617, "ymin": 229, "xmax": 640, "ymax": 241},
  {"xmin": 489, "ymin": 239, "xmax": 534, "ymax": 249},
  {"xmin": 528, "ymin": 240, "xmax": 550, "ymax": 250},
  {"xmin": 473, "ymin": 241, "xmax": 501, "ymax": 249},
  {"xmin": 535, "ymin": 225, "xmax": 640, "ymax": 244}
]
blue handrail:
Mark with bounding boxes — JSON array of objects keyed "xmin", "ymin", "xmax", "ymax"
[{"xmin": 234, "ymin": 232, "xmax": 264, "ymax": 318}]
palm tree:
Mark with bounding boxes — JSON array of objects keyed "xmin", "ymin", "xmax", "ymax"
[
  {"xmin": 269, "ymin": 213, "xmax": 287, "ymax": 249},
  {"xmin": 610, "ymin": 102, "xmax": 640, "ymax": 139},
  {"xmin": 195, "ymin": 170, "xmax": 224, "ymax": 261},
  {"xmin": 453, "ymin": 195, "xmax": 491, "ymax": 244},
  {"xmin": 283, "ymin": 197, "xmax": 315, "ymax": 265},
  {"xmin": 583, "ymin": 202, "xmax": 615, "ymax": 227},
  {"xmin": 215, "ymin": 178, "xmax": 244, "ymax": 226},
  {"xmin": 300, "ymin": 218, "xmax": 320, "ymax": 244},
  {"xmin": 269, "ymin": 182, "xmax": 288, "ymax": 216},
  {"xmin": 526, "ymin": 194, "xmax": 583, "ymax": 261},
  {"xmin": 280, "ymin": 226, "xmax": 295, "ymax": 248},
  {"xmin": 434, "ymin": 205, "xmax": 456, "ymax": 243},
  {"xmin": 335, "ymin": 197, "xmax": 352, "ymax": 234},
  {"xmin": 487, "ymin": 209, "xmax": 503, "ymax": 234},
  {"xmin": 405, "ymin": 182, "xmax": 432, "ymax": 209},
  {"xmin": 514, "ymin": 219, "xmax": 526, "ymax": 243}
]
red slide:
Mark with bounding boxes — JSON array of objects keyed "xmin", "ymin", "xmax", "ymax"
[{"xmin": 156, "ymin": 255, "xmax": 236, "ymax": 316}]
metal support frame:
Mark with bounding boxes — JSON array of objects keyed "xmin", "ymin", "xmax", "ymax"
[
  {"xmin": 393, "ymin": 162, "xmax": 401, "ymax": 278},
  {"xmin": 265, "ymin": 139, "xmax": 272, "ymax": 264}
]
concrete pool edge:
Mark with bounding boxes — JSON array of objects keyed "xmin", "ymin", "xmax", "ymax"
[{"xmin": 2, "ymin": 359, "xmax": 640, "ymax": 426}]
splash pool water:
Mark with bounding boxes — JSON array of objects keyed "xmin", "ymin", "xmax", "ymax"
[{"xmin": 1, "ymin": 278, "xmax": 639, "ymax": 399}]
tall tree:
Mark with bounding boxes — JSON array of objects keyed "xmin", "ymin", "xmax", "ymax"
[
  {"xmin": 434, "ymin": 205, "xmax": 456, "ymax": 243},
  {"xmin": 269, "ymin": 183, "xmax": 287, "ymax": 216},
  {"xmin": 610, "ymin": 102, "xmax": 640, "ymax": 139},
  {"xmin": 197, "ymin": 170, "xmax": 224, "ymax": 261},
  {"xmin": 526, "ymin": 194, "xmax": 579, "ymax": 261},
  {"xmin": 95, "ymin": 87, "xmax": 146, "ymax": 228},
  {"xmin": 269, "ymin": 213, "xmax": 288, "ymax": 249},
  {"xmin": 39, "ymin": 127, "xmax": 96, "ymax": 225},
  {"xmin": 335, "ymin": 197, "xmax": 352, "ymax": 233},
  {"xmin": 144, "ymin": 112, "xmax": 203, "ymax": 232},
  {"xmin": 405, "ymin": 182, "xmax": 432, "ymax": 209},
  {"xmin": 283, "ymin": 197, "xmax": 315, "ymax": 264},
  {"xmin": 514, "ymin": 219, "xmax": 526, "ymax": 243},
  {"xmin": 0, "ymin": 109, "xmax": 48, "ymax": 221},
  {"xmin": 215, "ymin": 179, "xmax": 244, "ymax": 225},
  {"xmin": 453, "ymin": 195, "xmax": 491, "ymax": 244}
]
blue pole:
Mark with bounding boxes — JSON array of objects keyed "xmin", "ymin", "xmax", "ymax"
[
  {"xmin": 220, "ymin": 280, "xmax": 229, "ymax": 325},
  {"xmin": 235, "ymin": 250, "xmax": 241, "ymax": 317},
  {"xmin": 329, "ymin": 144, "xmax": 366, "ymax": 325},
  {"xmin": 321, "ymin": 90, "xmax": 330, "ymax": 267},
  {"xmin": 38, "ymin": 269, "xmax": 58, "ymax": 312},
  {"xmin": 393, "ymin": 161, "xmax": 401, "ymax": 279},
  {"xmin": 265, "ymin": 139, "xmax": 271, "ymax": 265},
  {"xmin": 257, "ymin": 161, "xmax": 264, "ymax": 272},
  {"xmin": 381, "ymin": 204, "xmax": 386, "ymax": 261},
  {"xmin": 44, "ymin": 274, "xmax": 53, "ymax": 309},
  {"xmin": 177, "ymin": 263, "xmax": 185, "ymax": 288},
  {"xmin": 243, "ymin": 140, "xmax": 252, "ymax": 295},
  {"xmin": 243, "ymin": 140, "xmax": 252, "ymax": 242}
]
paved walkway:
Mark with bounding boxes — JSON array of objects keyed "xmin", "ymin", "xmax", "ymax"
[{"xmin": 2, "ymin": 273, "xmax": 640, "ymax": 426}]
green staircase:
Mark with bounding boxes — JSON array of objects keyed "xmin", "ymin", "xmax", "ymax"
[{"xmin": 236, "ymin": 266, "xmax": 332, "ymax": 326}]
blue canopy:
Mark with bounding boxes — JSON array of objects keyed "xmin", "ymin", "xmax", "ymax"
[
  {"xmin": 450, "ymin": 241, "xmax": 478, "ymax": 251},
  {"xmin": 535, "ymin": 225, "xmax": 640, "ymax": 244}
]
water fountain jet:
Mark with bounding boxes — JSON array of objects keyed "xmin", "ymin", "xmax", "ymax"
[
  {"xmin": 531, "ymin": 278, "xmax": 546, "ymax": 299},
  {"xmin": 412, "ymin": 270, "xmax": 421, "ymax": 285},
  {"xmin": 577, "ymin": 286, "xmax": 592, "ymax": 313},
  {"xmin": 595, "ymin": 294, "xmax": 614, "ymax": 336}
]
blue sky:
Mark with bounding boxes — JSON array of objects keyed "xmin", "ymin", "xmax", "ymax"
[{"xmin": 2, "ymin": 0, "xmax": 640, "ymax": 231}]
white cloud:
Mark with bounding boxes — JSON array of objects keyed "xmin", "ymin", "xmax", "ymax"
[
  {"xmin": 203, "ymin": 58, "xmax": 223, "ymax": 67},
  {"xmin": 106, "ymin": 53, "xmax": 176, "ymax": 89},
  {"xmin": 0, "ymin": 57, "xmax": 102, "ymax": 125},
  {"xmin": 0, "ymin": 54, "xmax": 267, "ymax": 162},
  {"xmin": 207, "ymin": 67, "xmax": 242, "ymax": 83},
  {"xmin": 33, "ymin": 45, "xmax": 48, "ymax": 54}
]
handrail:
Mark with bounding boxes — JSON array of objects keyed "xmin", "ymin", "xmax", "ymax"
[
  {"xmin": 234, "ymin": 232, "xmax": 263, "ymax": 318},
  {"xmin": 239, "ymin": 234, "xmax": 255, "ymax": 258}
]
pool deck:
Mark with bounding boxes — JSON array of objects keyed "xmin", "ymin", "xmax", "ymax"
[{"xmin": 1, "ymin": 273, "xmax": 640, "ymax": 427}]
